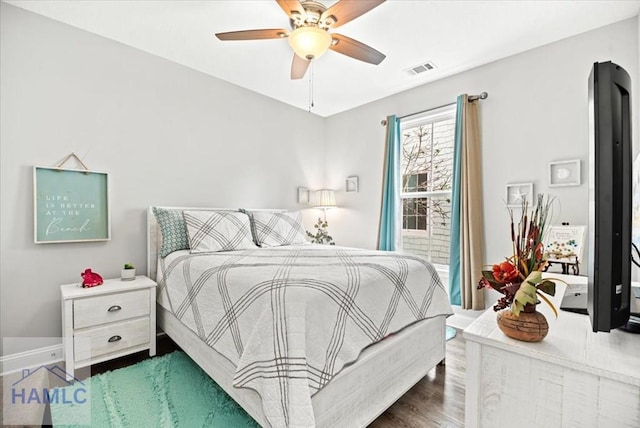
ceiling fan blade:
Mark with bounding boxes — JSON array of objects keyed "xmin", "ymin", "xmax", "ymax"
[
  {"xmin": 321, "ymin": 0, "xmax": 385, "ymax": 29},
  {"xmin": 330, "ymin": 33, "xmax": 385, "ymax": 65},
  {"xmin": 291, "ymin": 54, "xmax": 310, "ymax": 79},
  {"xmin": 215, "ymin": 29, "xmax": 289, "ymax": 41},
  {"xmin": 276, "ymin": 0, "xmax": 306, "ymax": 18}
]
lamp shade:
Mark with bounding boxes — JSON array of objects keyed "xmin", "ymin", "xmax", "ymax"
[
  {"xmin": 317, "ymin": 189, "xmax": 337, "ymax": 208},
  {"xmin": 288, "ymin": 26, "xmax": 332, "ymax": 60}
]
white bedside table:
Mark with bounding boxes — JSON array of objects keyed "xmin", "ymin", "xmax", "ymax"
[{"xmin": 60, "ymin": 275, "xmax": 157, "ymax": 380}]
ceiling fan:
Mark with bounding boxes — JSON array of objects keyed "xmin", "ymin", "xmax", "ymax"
[{"xmin": 215, "ymin": 0, "xmax": 386, "ymax": 80}]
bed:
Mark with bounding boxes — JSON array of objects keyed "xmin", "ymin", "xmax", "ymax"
[{"xmin": 147, "ymin": 207, "xmax": 453, "ymax": 427}]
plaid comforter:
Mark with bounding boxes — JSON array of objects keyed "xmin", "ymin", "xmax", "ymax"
[{"xmin": 157, "ymin": 245, "xmax": 452, "ymax": 428}]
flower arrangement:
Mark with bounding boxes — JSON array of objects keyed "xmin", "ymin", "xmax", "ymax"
[
  {"xmin": 478, "ymin": 194, "xmax": 561, "ymax": 317},
  {"xmin": 306, "ymin": 218, "xmax": 335, "ymax": 245}
]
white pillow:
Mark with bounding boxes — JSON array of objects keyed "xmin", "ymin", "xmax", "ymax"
[
  {"xmin": 183, "ymin": 211, "xmax": 256, "ymax": 253},
  {"xmin": 250, "ymin": 211, "xmax": 307, "ymax": 247}
]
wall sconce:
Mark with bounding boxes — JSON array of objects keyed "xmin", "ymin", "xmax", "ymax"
[
  {"xmin": 316, "ymin": 189, "xmax": 337, "ymax": 208},
  {"xmin": 316, "ymin": 189, "xmax": 336, "ymax": 220}
]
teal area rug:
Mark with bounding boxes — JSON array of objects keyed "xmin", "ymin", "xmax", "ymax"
[
  {"xmin": 50, "ymin": 351, "xmax": 259, "ymax": 427},
  {"xmin": 446, "ymin": 326, "xmax": 457, "ymax": 341}
]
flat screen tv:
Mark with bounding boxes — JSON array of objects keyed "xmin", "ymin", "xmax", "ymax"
[{"xmin": 587, "ymin": 61, "xmax": 632, "ymax": 332}]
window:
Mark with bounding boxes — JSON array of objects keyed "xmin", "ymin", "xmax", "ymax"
[{"xmin": 400, "ymin": 105, "xmax": 455, "ymax": 266}]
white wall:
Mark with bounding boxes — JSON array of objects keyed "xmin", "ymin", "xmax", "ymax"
[
  {"xmin": 325, "ymin": 18, "xmax": 639, "ymax": 271},
  {"xmin": 0, "ymin": 4, "xmax": 325, "ymax": 355},
  {"xmin": 2, "ymin": 3, "xmax": 638, "ymax": 356}
]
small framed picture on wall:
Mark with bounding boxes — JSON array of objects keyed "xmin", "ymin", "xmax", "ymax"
[
  {"xmin": 506, "ymin": 182, "xmax": 534, "ymax": 208},
  {"xmin": 549, "ymin": 159, "xmax": 581, "ymax": 187},
  {"xmin": 346, "ymin": 176, "xmax": 359, "ymax": 193},
  {"xmin": 298, "ymin": 187, "xmax": 310, "ymax": 204}
]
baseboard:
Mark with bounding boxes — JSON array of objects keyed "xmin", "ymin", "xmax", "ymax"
[
  {"xmin": 0, "ymin": 344, "xmax": 64, "ymax": 376},
  {"xmin": 1, "ymin": 331, "xmax": 168, "ymax": 377},
  {"xmin": 447, "ymin": 305, "xmax": 485, "ymax": 331},
  {"xmin": 451, "ymin": 305, "xmax": 485, "ymax": 317},
  {"xmin": 430, "ymin": 265, "xmax": 484, "ymax": 330}
]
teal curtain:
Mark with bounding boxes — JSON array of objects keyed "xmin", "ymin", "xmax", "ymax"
[
  {"xmin": 448, "ymin": 96, "xmax": 464, "ymax": 306},
  {"xmin": 378, "ymin": 115, "xmax": 401, "ymax": 251}
]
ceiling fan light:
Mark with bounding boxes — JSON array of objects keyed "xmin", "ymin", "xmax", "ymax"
[{"xmin": 288, "ymin": 26, "xmax": 332, "ymax": 60}]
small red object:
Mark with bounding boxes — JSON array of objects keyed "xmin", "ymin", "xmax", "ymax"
[{"xmin": 81, "ymin": 269, "xmax": 103, "ymax": 288}]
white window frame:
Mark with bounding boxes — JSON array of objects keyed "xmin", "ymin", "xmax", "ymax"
[{"xmin": 399, "ymin": 103, "xmax": 456, "ymax": 269}]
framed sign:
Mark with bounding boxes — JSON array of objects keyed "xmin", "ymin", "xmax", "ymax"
[
  {"xmin": 34, "ymin": 166, "xmax": 110, "ymax": 243},
  {"xmin": 544, "ymin": 225, "xmax": 585, "ymax": 262}
]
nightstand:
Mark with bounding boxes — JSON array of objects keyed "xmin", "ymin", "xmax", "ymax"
[{"xmin": 60, "ymin": 275, "xmax": 157, "ymax": 380}]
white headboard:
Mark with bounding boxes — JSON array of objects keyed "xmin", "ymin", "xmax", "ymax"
[{"xmin": 146, "ymin": 206, "xmax": 285, "ymax": 281}]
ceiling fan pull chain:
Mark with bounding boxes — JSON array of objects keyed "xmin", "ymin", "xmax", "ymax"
[
  {"xmin": 308, "ymin": 64, "xmax": 311, "ymax": 112},
  {"xmin": 308, "ymin": 61, "xmax": 315, "ymax": 112}
]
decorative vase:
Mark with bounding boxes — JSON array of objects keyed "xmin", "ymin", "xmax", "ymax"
[{"xmin": 496, "ymin": 304, "xmax": 548, "ymax": 342}]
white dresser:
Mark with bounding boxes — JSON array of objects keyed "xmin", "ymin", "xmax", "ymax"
[
  {"xmin": 463, "ymin": 307, "xmax": 640, "ymax": 427},
  {"xmin": 61, "ymin": 276, "xmax": 157, "ymax": 380}
]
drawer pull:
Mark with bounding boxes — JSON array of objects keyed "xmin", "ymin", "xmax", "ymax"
[
  {"xmin": 108, "ymin": 335, "xmax": 122, "ymax": 343},
  {"xmin": 107, "ymin": 305, "xmax": 122, "ymax": 312}
]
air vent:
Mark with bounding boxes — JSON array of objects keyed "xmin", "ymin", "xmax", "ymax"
[{"xmin": 405, "ymin": 61, "xmax": 436, "ymax": 76}]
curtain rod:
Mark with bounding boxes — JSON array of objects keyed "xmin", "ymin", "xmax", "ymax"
[{"xmin": 380, "ymin": 91, "xmax": 488, "ymax": 126}]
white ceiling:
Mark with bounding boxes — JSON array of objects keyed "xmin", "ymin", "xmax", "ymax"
[{"xmin": 6, "ymin": 0, "xmax": 640, "ymax": 117}]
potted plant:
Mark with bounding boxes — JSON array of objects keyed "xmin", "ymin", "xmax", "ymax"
[
  {"xmin": 121, "ymin": 263, "xmax": 136, "ymax": 281},
  {"xmin": 477, "ymin": 194, "xmax": 566, "ymax": 342},
  {"xmin": 306, "ymin": 218, "xmax": 335, "ymax": 245}
]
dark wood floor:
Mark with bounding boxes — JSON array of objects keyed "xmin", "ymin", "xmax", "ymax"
[
  {"xmin": 2, "ymin": 332, "xmax": 465, "ymax": 427},
  {"xmin": 370, "ymin": 332, "xmax": 466, "ymax": 428}
]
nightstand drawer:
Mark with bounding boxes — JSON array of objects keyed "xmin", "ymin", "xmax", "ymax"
[
  {"xmin": 74, "ymin": 317, "xmax": 150, "ymax": 362},
  {"xmin": 74, "ymin": 289, "xmax": 149, "ymax": 329}
]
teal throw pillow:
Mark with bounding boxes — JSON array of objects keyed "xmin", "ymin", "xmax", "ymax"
[{"xmin": 152, "ymin": 207, "xmax": 190, "ymax": 257}]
